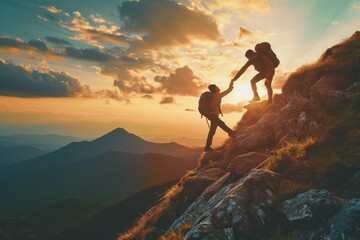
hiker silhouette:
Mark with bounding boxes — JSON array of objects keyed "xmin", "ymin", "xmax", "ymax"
[
  {"xmin": 232, "ymin": 42, "xmax": 279, "ymax": 104},
  {"xmin": 199, "ymin": 81, "xmax": 236, "ymax": 152}
]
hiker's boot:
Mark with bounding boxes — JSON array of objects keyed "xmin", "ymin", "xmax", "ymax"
[
  {"xmin": 228, "ymin": 131, "xmax": 236, "ymax": 138},
  {"xmin": 249, "ymin": 93, "xmax": 260, "ymax": 103}
]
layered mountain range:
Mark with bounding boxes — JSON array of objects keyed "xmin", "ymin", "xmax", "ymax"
[{"xmin": 0, "ymin": 128, "xmax": 201, "ymax": 215}]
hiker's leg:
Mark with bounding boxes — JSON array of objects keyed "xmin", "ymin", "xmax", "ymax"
[
  {"xmin": 265, "ymin": 77, "xmax": 273, "ymax": 103},
  {"xmin": 205, "ymin": 117, "xmax": 218, "ymax": 149},
  {"xmin": 212, "ymin": 116, "xmax": 233, "ymax": 134},
  {"xmin": 250, "ymin": 72, "xmax": 266, "ymax": 98}
]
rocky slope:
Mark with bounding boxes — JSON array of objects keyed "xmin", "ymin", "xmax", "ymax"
[{"xmin": 117, "ymin": 32, "xmax": 360, "ymax": 240}]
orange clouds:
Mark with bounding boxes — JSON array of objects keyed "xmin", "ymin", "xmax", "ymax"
[
  {"xmin": 209, "ymin": 0, "xmax": 270, "ymax": 12},
  {"xmin": 154, "ymin": 66, "xmax": 206, "ymax": 96},
  {"xmin": 160, "ymin": 96, "xmax": 175, "ymax": 104},
  {"xmin": 60, "ymin": 15, "xmax": 129, "ymax": 48},
  {"xmin": 118, "ymin": 0, "xmax": 221, "ymax": 51},
  {"xmin": 0, "ymin": 36, "xmax": 61, "ymax": 60},
  {"xmin": 221, "ymin": 102, "xmax": 245, "ymax": 113},
  {"xmin": 0, "ymin": 58, "xmax": 125, "ymax": 101}
]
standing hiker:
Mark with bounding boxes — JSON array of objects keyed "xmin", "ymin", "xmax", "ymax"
[
  {"xmin": 198, "ymin": 81, "xmax": 236, "ymax": 152},
  {"xmin": 231, "ymin": 42, "xmax": 279, "ymax": 104}
]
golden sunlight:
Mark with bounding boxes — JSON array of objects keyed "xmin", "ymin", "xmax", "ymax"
[{"xmin": 231, "ymin": 83, "xmax": 267, "ymax": 103}]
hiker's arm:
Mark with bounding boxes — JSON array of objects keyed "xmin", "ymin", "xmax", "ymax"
[
  {"xmin": 231, "ymin": 60, "xmax": 251, "ymax": 81},
  {"xmin": 220, "ymin": 81, "xmax": 234, "ymax": 98},
  {"xmin": 260, "ymin": 54, "xmax": 275, "ymax": 78}
]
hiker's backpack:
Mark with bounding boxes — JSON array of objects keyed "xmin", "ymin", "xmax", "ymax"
[
  {"xmin": 198, "ymin": 91, "xmax": 214, "ymax": 116},
  {"xmin": 255, "ymin": 42, "xmax": 280, "ymax": 68}
]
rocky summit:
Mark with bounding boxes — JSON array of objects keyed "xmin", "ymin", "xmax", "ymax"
[{"xmin": 117, "ymin": 32, "xmax": 360, "ymax": 240}]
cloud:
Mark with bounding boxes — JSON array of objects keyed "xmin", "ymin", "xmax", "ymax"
[
  {"xmin": 60, "ymin": 11, "xmax": 129, "ymax": 48},
  {"xmin": 28, "ymin": 39, "xmax": 50, "ymax": 51},
  {"xmin": 98, "ymin": 55, "xmax": 168, "ymax": 95},
  {"xmin": 0, "ymin": 58, "xmax": 125, "ymax": 101},
  {"xmin": 114, "ymin": 75, "xmax": 158, "ymax": 95},
  {"xmin": 0, "ymin": 36, "xmax": 27, "ymax": 49},
  {"xmin": 90, "ymin": 14, "xmax": 106, "ymax": 24},
  {"xmin": 0, "ymin": 36, "xmax": 57, "ymax": 58},
  {"xmin": 352, "ymin": 2, "xmax": 360, "ymax": 10},
  {"xmin": 85, "ymin": 89, "xmax": 126, "ymax": 101},
  {"xmin": 238, "ymin": 27, "xmax": 254, "ymax": 39},
  {"xmin": 0, "ymin": 58, "xmax": 85, "ymax": 97},
  {"xmin": 142, "ymin": 94, "xmax": 153, "ymax": 99},
  {"xmin": 118, "ymin": 0, "xmax": 220, "ymax": 51},
  {"xmin": 160, "ymin": 96, "xmax": 175, "ymax": 104},
  {"xmin": 0, "ymin": 36, "xmax": 118, "ymax": 62},
  {"xmin": 46, "ymin": 36, "xmax": 73, "ymax": 46},
  {"xmin": 64, "ymin": 47, "xmax": 115, "ymax": 62},
  {"xmin": 37, "ymin": 12, "xmax": 61, "ymax": 22},
  {"xmin": 154, "ymin": 65, "xmax": 206, "ymax": 96},
  {"xmin": 44, "ymin": 6, "xmax": 61, "ymax": 14},
  {"xmin": 221, "ymin": 102, "xmax": 245, "ymax": 113},
  {"xmin": 210, "ymin": 0, "xmax": 269, "ymax": 12}
]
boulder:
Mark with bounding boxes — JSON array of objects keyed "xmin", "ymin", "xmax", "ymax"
[
  {"xmin": 281, "ymin": 189, "xmax": 342, "ymax": 228},
  {"xmin": 280, "ymin": 96, "xmax": 317, "ymax": 118},
  {"xmin": 233, "ymin": 123, "xmax": 276, "ymax": 153},
  {"xmin": 309, "ymin": 75, "xmax": 345, "ymax": 102},
  {"xmin": 203, "ymin": 172, "xmax": 242, "ymax": 201},
  {"xmin": 182, "ymin": 217, "xmax": 215, "ymax": 240},
  {"xmin": 295, "ymin": 111, "xmax": 319, "ymax": 138},
  {"xmin": 165, "ymin": 174, "xmax": 236, "ymax": 235},
  {"xmin": 238, "ymin": 101, "xmax": 269, "ymax": 127},
  {"xmin": 348, "ymin": 170, "xmax": 360, "ymax": 187},
  {"xmin": 199, "ymin": 149, "xmax": 225, "ymax": 168},
  {"xmin": 210, "ymin": 169, "xmax": 280, "ymax": 231},
  {"xmin": 316, "ymin": 198, "xmax": 360, "ymax": 240},
  {"xmin": 198, "ymin": 227, "xmax": 235, "ymax": 240},
  {"xmin": 226, "ymin": 152, "xmax": 269, "ymax": 175},
  {"xmin": 196, "ymin": 168, "xmax": 227, "ymax": 181},
  {"xmin": 166, "ymin": 169, "xmax": 280, "ymax": 239}
]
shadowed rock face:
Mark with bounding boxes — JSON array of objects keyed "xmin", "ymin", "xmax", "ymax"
[
  {"xmin": 281, "ymin": 189, "xmax": 342, "ymax": 227},
  {"xmin": 317, "ymin": 198, "xmax": 360, "ymax": 239},
  {"xmin": 116, "ymin": 32, "xmax": 360, "ymax": 240},
  {"xmin": 163, "ymin": 169, "xmax": 280, "ymax": 240}
]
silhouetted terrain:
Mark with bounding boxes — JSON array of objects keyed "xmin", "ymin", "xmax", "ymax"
[
  {"xmin": 0, "ymin": 151, "xmax": 197, "ymax": 215},
  {"xmin": 0, "ymin": 134, "xmax": 85, "ymax": 151},
  {"xmin": 0, "ymin": 196, "xmax": 108, "ymax": 240},
  {"xmin": 0, "ymin": 145, "xmax": 45, "ymax": 167},
  {"xmin": 54, "ymin": 181, "xmax": 177, "ymax": 240}
]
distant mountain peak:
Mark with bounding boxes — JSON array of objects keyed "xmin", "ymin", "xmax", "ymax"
[
  {"xmin": 110, "ymin": 128, "xmax": 129, "ymax": 135},
  {"xmin": 95, "ymin": 128, "xmax": 142, "ymax": 143}
]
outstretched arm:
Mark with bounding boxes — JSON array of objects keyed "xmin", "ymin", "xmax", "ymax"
[
  {"xmin": 219, "ymin": 80, "xmax": 234, "ymax": 98},
  {"xmin": 231, "ymin": 60, "xmax": 251, "ymax": 81}
]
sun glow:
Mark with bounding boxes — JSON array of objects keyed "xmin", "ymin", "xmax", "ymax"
[{"xmin": 230, "ymin": 83, "xmax": 267, "ymax": 103}]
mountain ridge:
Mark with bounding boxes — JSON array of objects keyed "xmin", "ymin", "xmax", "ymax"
[{"xmin": 1, "ymin": 127, "xmax": 201, "ymax": 177}]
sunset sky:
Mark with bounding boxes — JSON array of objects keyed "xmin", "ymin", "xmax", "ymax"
[{"xmin": 0, "ymin": 0, "xmax": 359, "ymax": 146}]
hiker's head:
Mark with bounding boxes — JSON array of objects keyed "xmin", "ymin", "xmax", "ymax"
[
  {"xmin": 208, "ymin": 84, "xmax": 219, "ymax": 93},
  {"xmin": 245, "ymin": 49, "xmax": 256, "ymax": 59}
]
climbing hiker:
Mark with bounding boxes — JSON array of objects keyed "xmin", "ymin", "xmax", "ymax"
[
  {"xmin": 198, "ymin": 80, "xmax": 236, "ymax": 152},
  {"xmin": 231, "ymin": 42, "xmax": 279, "ymax": 104}
]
